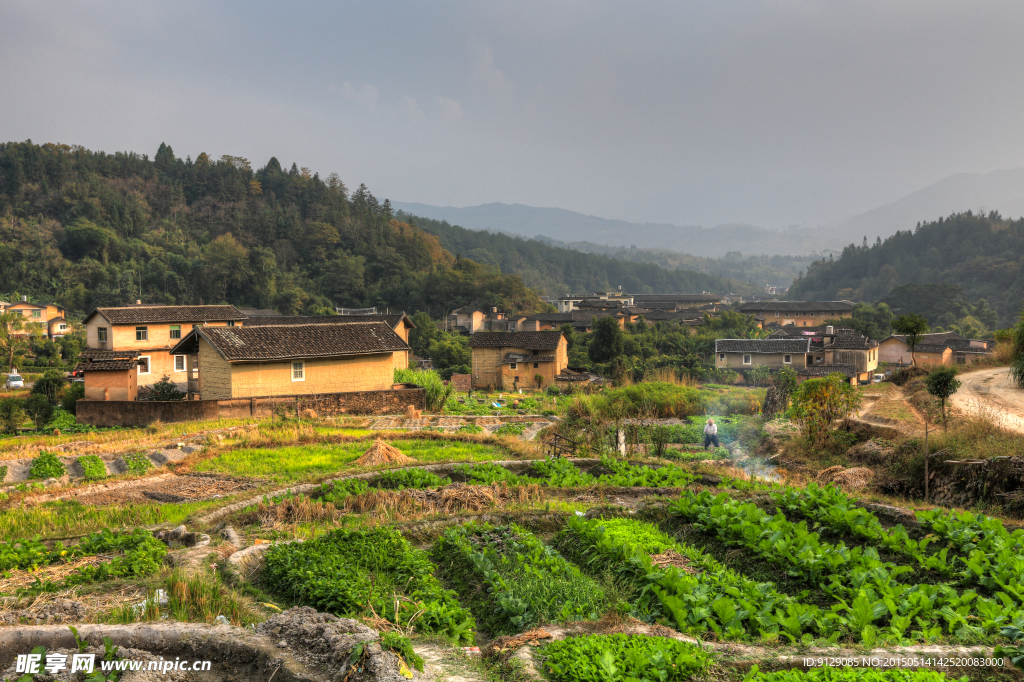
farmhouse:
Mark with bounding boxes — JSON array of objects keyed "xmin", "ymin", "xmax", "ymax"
[
  {"xmin": 74, "ymin": 349, "xmax": 141, "ymax": 401},
  {"xmin": 468, "ymin": 331, "xmax": 568, "ymax": 390},
  {"xmin": 715, "ymin": 339, "xmax": 811, "ymax": 370},
  {"xmin": 4, "ymin": 298, "xmax": 68, "ymax": 339},
  {"xmin": 167, "ymin": 322, "xmax": 410, "ymax": 400},
  {"xmin": 737, "ymin": 300, "xmax": 854, "ymax": 328},
  {"xmin": 767, "ymin": 325, "xmax": 880, "ymax": 382},
  {"xmin": 878, "ymin": 331, "xmax": 989, "ymax": 367},
  {"xmin": 84, "ymin": 304, "xmax": 246, "ymax": 387}
]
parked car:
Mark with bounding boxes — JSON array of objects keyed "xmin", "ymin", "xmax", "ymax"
[
  {"xmin": 3, "ymin": 373, "xmax": 25, "ymax": 390},
  {"xmin": 872, "ymin": 374, "xmax": 885, "ymax": 383}
]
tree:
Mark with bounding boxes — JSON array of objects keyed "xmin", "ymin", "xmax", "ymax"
[
  {"xmin": 892, "ymin": 313, "xmax": 930, "ymax": 366},
  {"xmin": 30, "ymin": 369, "xmax": 66, "ymax": 402},
  {"xmin": 0, "ymin": 312, "xmax": 28, "ymax": 372},
  {"xmin": 147, "ymin": 375, "xmax": 186, "ymax": 401},
  {"xmin": 408, "ymin": 312, "xmax": 443, "ymax": 358},
  {"xmin": 924, "ymin": 366, "xmax": 961, "ymax": 430},
  {"xmin": 589, "ymin": 317, "xmax": 624, "ymax": 364},
  {"xmin": 24, "ymin": 394, "xmax": 55, "ymax": 430},
  {"xmin": 1012, "ymin": 314, "xmax": 1024, "ymax": 388},
  {"xmin": 747, "ymin": 364, "xmax": 772, "ymax": 387},
  {"xmin": 427, "ymin": 334, "xmax": 471, "ymax": 379},
  {"xmin": 0, "ymin": 398, "xmax": 25, "ymax": 435},
  {"xmin": 789, "ymin": 373, "xmax": 861, "ymax": 446}
]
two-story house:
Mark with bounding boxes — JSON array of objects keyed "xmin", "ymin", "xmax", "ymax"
[
  {"xmin": 737, "ymin": 300, "xmax": 855, "ymax": 328},
  {"xmin": 468, "ymin": 331, "xmax": 569, "ymax": 390},
  {"xmin": 83, "ymin": 304, "xmax": 246, "ymax": 387},
  {"xmin": 4, "ymin": 297, "xmax": 68, "ymax": 338}
]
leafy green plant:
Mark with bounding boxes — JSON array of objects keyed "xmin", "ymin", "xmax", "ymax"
[
  {"xmin": 123, "ymin": 452, "xmax": 153, "ymax": 475},
  {"xmin": 380, "ymin": 632, "xmax": 424, "ymax": 672},
  {"xmin": 29, "ymin": 451, "xmax": 66, "ymax": 479},
  {"xmin": 77, "ymin": 455, "xmax": 108, "ymax": 481},
  {"xmin": 493, "ymin": 421, "xmax": 529, "ymax": 436},
  {"xmin": 541, "ymin": 633, "xmax": 712, "ymax": 682},
  {"xmin": 431, "ymin": 522, "xmax": 606, "ymax": 635},
  {"xmin": 317, "ymin": 478, "xmax": 371, "ymax": 504},
  {"xmin": 373, "ymin": 468, "xmax": 450, "ymax": 489},
  {"xmin": 457, "ymin": 423, "xmax": 484, "ymax": 434},
  {"xmin": 61, "ymin": 382, "xmax": 85, "ymax": 414},
  {"xmin": 262, "ymin": 527, "xmax": 475, "ymax": 643},
  {"xmin": 0, "ymin": 464, "xmax": 6, "ymax": 482}
]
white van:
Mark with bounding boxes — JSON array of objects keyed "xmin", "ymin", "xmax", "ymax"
[{"xmin": 3, "ymin": 373, "xmax": 24, "ymax": 390}]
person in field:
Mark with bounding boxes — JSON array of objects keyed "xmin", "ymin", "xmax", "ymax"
[{"xmin": 703, "ymin": 418, "xmax": 719, "ymax": 450}]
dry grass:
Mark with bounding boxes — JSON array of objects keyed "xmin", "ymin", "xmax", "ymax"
[
  {"xmin": 0, "ymin": 555, "xmax": 108, "ymax": 592},
  {"xmin": 237, "ymin": 496, "xmax": 343, "ymax": 527},
  {"xmin": 343, "ymin": 481, "xmax": 544, "ymax": 519},
  {"xmin": 354, "ymin": 439, "xmax": 415, "ymax": 466}
]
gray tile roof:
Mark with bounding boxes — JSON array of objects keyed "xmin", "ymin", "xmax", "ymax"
[
  {"xmin": 468, "ymin": 331, "xmax": 564, "ymax": 350},
  {"xmin": 86, "ymin": 305, "xmax": 244, "ymax": 325},
  {"xmin": 715, "ymin": 339, "xmax": 811, "ymax": 354},
  {"xmin": 245, "ymin": 313, "xmax": 412, "ymax": 329},
  {"xmin": 176, "ymin": 322, "xmax": 409, "ymax": 362},
  {"xmin": 75, "ymin": 349, "xmax": 141, "ymax": 372},
  {"xmin": 737, "ymin": 300, "xmax": 855, "ymax": 313},
  {"xmin": 797, "ymin": 364, "xmax": 858, "ymax": 377}
]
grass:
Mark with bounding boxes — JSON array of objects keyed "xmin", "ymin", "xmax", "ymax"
[
  {"xmin": 0, "ymin": 499, "xmax": 224, "ymax": 543},
  {"xmin": 192, "ymin": 438, "xmax": 511, "ymax": 482},
  {"xmin": 109, "ymin": 568, "xmax": 267, "ymax": 626}
]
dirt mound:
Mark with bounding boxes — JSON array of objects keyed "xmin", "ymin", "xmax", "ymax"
[
  {"xmin": 0, "ymin": 598, "xmax": 88, "ymax": 625},
  {"xmin": 344, "ymin": 482, "xmax": 543, "ymax": 517},
  {"xmin": 847, "ymin": 438, "xmax": 895, "ymax": 464},
  {"xmin": 256, "ymin": 606, "xmax": 406, "ymax": 682},
  {"xmin": 354, "ymin": 439, "xmax": 415, "ymax": 467},
  {"xmin": 818, "ymin": 466, "xmax": 875, "ymax": 490}
]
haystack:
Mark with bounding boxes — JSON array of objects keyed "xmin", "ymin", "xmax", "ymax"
[
  {"xmin": 354, "ymin": 439, "xmax": 414, "ymax": 467},
  {"xmin": 832, "ymin": 467, "xmax": 875, "ymax": 490},
  {"xmin": 816, "ymin": 465, "xmax": 846, "ymax": 485}
]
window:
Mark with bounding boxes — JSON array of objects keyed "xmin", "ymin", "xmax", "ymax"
[
  {"xmin": 31, "ymin": 310, "xmax": 41, "ymax": 318},
  {"xmin": 509, "ymin": 323, "xmax": 516, "ymax": 331},
  {"xmin": 784, "ymin": 354, "xmax": 792, "ymax": 364},
  {"xmin": 227, "ymin": 320, "xmax": 236, "ymax": 327},
  {"xmin": 743, "ymin": 354, "xmax": 752, "ymax": 365},
  {"xmin": 292, "ymin": 361, "xmax": 305, "ymax": 381},
  {"xmin": 170, "ymin": 325, "xmax": 181, "ymax": 340},
  {"xmin": 533, "ymin": 362, "xmax": 539, "ymax": 368},
  {"xmin": 174, "ymin": 355, "xmax": 186, "ymax": 372},
  {"xmin": 719, "ymin": 353, "xmax": 725, "ymax": 361},
  {"xmin": 97, "ymin": 327, "xmax": 108, "ymax": 343},
  {"xmin": 58, "ymin": 324, "xmax": 66, "ymax": 331},
  {"xmin": 136, "ymin": 326, "xmax": 148, "ymax": 341},
  {"xmin": 138, "ymin": 356, "xmax": 151, "ymax": 375},
  {"xmin": 775, "ymin": 311, "xmax": 780, "ymax": 317},
  {"xmin": 510, "ymin": 362, "xmax": 518, "ymax": 370},
  {"xmin": 815, "ymin": 356, "xmax": 823, "ymax": 364}
]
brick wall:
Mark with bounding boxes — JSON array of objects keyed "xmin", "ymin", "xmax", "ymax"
[
  {"xmin": 199, "ymin": 339, "xmax": 233, "ymax": 399},
  {"xmin": 76, "ymin": 387, "xmax": 425, "ymax": 426},
  {"xmin": 450, "ymin": 373, "xmax": 471, "ymax": 392}
]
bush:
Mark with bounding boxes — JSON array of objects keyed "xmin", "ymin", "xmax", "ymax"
[
  {"xmin": 30, "ymin": 369, "xmax": 66, "ymax": 402},
  {"xmin": 29, "ymin": 452, "xmax": 66, "ymax": 479},
  {"xmin": 47, "ymin": 409, "xmax": 77, "ymax": 432},
  {"xmin": 61, "ymin": 382, "xmax": 85, "ymax": 414},
  {"xmin": 24, "ymin": 394, "xmax": 55, "ymax": 430},
  {"xmin": 0, "ymin": 465, "xmax": 6, "ymax": 482},
  {"xmin": 0, "ymin": 397, "xmax": 25, "ymax": 435},
  {"xmin": 123, "ymin": 452, "xmax": 153, "ymax": 475},
  {"xmin": 77, "ymin": 455, "xmax": 108, "ymax": 481},
  {"xmin": 146, "ymin": 375, "xmax": 185, "ymax": 401},
  {"xmin": 588, "ymin": 382, "xmax": 708, "ymax": 419},
  {"xmin": 394, "ymin": 368, "xmax": 453, "ymax": 412},
  {"xmin": 494, "ymin": 422, "xmax": 529, "ymax": 436},
  {"xmin": 457, "ymin": 423, "xmax": 484, "ymax": 434}
]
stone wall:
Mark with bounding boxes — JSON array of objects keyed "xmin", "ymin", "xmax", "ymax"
[{"xmin": 76, "ymin": 387, "xmax": 425, "ymax": 427}]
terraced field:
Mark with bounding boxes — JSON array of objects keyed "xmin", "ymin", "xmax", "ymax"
[{"xmin": 0, "ymin": 418, "xmax": 1019, "ymax": 682}]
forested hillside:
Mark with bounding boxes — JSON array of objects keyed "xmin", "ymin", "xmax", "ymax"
[
  {"xmin": 788, "ymin": 211, "xmax": 1024, "ymax": 327},
  {"xmin": 0, "ymin": 141, "xmax": 546, "ymax": 318},
  {"xmin": 397, "ymin": 212, "xmax": 757, "ymax": 297}
]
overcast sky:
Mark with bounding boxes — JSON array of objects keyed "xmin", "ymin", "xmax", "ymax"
[{"xmin": 3, "ymin": 1, "xmax": 1024, "ymax": 228}]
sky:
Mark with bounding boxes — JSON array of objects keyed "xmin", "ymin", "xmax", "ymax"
[{"xmin": 3, "ymin": 1, "xmax": 1024, "ymax": 228}]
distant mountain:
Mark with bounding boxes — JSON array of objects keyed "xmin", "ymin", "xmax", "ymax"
[
  {"xmin": 392, "ymin": 202, "xmax": 835, "ymax": 257},
  {"xmin": 826, "ymin": 168, "xmax": 1024, "ymax": 246}
]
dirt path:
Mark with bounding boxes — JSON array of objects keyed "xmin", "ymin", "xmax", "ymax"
[{"xmin": 950, "ymin": 367, "xmax": 1024, "ymax": 434}]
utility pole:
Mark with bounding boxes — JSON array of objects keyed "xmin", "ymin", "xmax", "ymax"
[{"xmin": 924, "ymin": 422, "xmax": 930, "ymax": 503}]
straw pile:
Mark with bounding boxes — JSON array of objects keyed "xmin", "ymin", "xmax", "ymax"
[
  {"xmin": 344, "ymin": 482, "xmax": 543, "ymax": 517},
  {"xmin": 649, "ymin": 550, "xmax": 697, "ymax": 574},
  {"xmin": 354, "ymin": 439, "xmax": 415, "ymax": 467},
  {"xmin": 238, "ymin": 496, "xmax": 342, "ymax": 527},
  {"xmin": 816, "ymin": 465, "xmax": 846, "ymax": 485},
  {"xmin": 817, "ymin": 465, "xmax": 875, "ymax": 490}
]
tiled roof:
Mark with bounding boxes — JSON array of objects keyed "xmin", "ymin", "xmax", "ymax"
[
  {"xmin": 237, "ymin": 308, "xmax": 281, "ymax": 317},
  {"xmin": 798, "ymin": 364, "xmax": 858, "ymax": 377},
  {"xmin": 468, "ymin": 331, "xmax": 564, "ymax": 349},
  {"xmin": 499, "ymin": 353, "xmax": 556, "ymax": 364},
  {"xmin": 632, "ymin": 294, "xmax": 722, "ymax": 302},
  {"xmin": 737, "ymin": 301, "xmax": 855, "ymax": 313},
  {"xmin": 85, "ymin": 305, "xmax": 244, "ymax": 325},
  {"xmin": 715, "ymin": 339, "xmax": 811, "ymax": 354},
  {"xmin": 831, "ymin": 334, "xmax": 875, "ymax": 349},
  {"xmin": 184, "ymin": 322, "xmax": 410, "ymax": 362},
  {"xmin": 75, "ymin": 349, "xmax": 141, "ymax": 372},
  {"xmin": 912, "ymin": 344, "xmax": 954, "ymax": 354},
  {"xmin": 245, "ymin": 313, "xmax": 411, "ymax": 329}
]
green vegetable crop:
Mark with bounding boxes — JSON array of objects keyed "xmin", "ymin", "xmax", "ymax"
[{"xmin": 541, "ymin": 633, "xmax": 713, "ymax": 682}]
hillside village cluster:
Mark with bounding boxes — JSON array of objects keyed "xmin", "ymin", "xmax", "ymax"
[{"xmin": 0, "ymin": 291, "xmax": 993, "ymax": 425}]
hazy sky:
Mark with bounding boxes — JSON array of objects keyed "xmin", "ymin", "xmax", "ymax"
[{"xmin": 3, "ymin": 1, "xmax": 1024, "ymax": 228}]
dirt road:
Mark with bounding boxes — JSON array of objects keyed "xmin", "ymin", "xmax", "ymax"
[{"xmin": 949, "ymin": 367, "xmax": 1024, "ymax": 434}]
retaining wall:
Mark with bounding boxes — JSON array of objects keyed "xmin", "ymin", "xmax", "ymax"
[{"xmin": 76, "ymin": 387, "xmax": 425, "ymax": 427}]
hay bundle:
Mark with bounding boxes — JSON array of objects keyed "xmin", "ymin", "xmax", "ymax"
[
  {"xmin": 649, "ymin": 550, "xmax": 697, "ymax": 574},
  {"xmin": 299, "ymin": 408, "xmax": 318, "ymax": 420},
  {"xmin": 344, "ymin": 482, "xmax": 543, "ymax": 518},
  {"xmin": 816, "ymin": 465, "xmax": 846, "ymax": 485},
  {"xmin": 237, "ymin": 496, "xmax": 342, "ymax": 526},
  {"xmin": 832, "ymin": 467, "xmax": 875, "ymax": 490},
  {"xmin": 354, "ymin": 439, "xmax": 415, "ymax": 467},
  {"xmin": 405, "ymin": 405, "xmax": 422, "ymax": 420}
]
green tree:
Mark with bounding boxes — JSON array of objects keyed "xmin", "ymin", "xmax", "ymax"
[
  {"xmin": 24, "ymin": 394, "xmax": 55, "ymax": 430},
  {"xmin": 62, "ymin": 382, "xmax": 84, "ymax": 414},
  {"xmin": 408, "ymin": 312, "xmax": 443, "ymax": 358},
  {"xmin": 147, "ymin": 375, "xmax": 186, "ymax": 401},
  {"xmin": 588, "ymin": 317, "xmax": 624, "ymax": 364},
  {"xmin": 0, "ymin": 312, "xmax": 28, "ymax": 372},
  {"xmin": 0, "ymin": 397, "xmax": 25, "ymax": 435},
  {"xmin": 790, "ymin": 373, "xmax": 861, "ymax": 446},
  {"xmin": 924, "ymin": 366, "xmax": 961, "ymax": 430},
  {"xmin": 427, "ymin": 334, "xmax": 471, "ymax": 379},
  {"xmin": 30, "ymin": 369, "xmax": 66, "ymax": 402},
  {"xmin": 825, "ymin": 302, "xmax": 893, "ymax": 341},
  {"xmin": 892, "ymin": 313, "xmax": 930, "ymax": 366}
]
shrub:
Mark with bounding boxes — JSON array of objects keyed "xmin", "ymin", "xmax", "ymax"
[
  {"xmin": 457, "ymin": 423, "xmax": 484, "ymax": 434},
  {"xmin": 123, "ymin": 452, "xmax": 153, "ymax": 475},
  {"xmin": 77, "ymin": 455, "xmax": 108, "ymax": 481},
  {"xmin": 394, "ymin": 368, "xmax": 452, "ymax": 412},
  {"xmin": 0, "ymin": 465, "xmax": 6, "ymax": 482},
  {"xmin": 373, "ymin": 468, "xmax": 451, "ymax": 490},
  {"xmin": 146, "ymin": 375, "xmax": 185, "ymax": 401},
  {"xmin": 494, "ymin": 422, "xmax": 529, "ymax": 436},
  {"xmin": 30, "ymin": 369, "xmax": 66, "ymax": 402},
  {"xmin": 24, "ymin": 394, "xmax": 55, "ymax": 430},
  {"xmin": 29, "ymin": 452, "xmax": 66, "ymax": 479},
  {"xmin": 47, "ymin": 409, "xmax": 77, "ymax": 432},
  {"xmin": 0, "ymin": 397, "xmax": 25, "ymax": 435},
  {"xmin": 61, "ymin": 382, "xmax": 85, "ymax": 414}
]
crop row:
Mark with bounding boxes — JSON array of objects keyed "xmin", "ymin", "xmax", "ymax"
[
  {"xmin": 554, "ymin": 516, "xmax": 801, "ymax": 641},
  {"xmin": 261, "ymin": 527, "xmax": 475, "ymax": 643},
  {"xmin": 671, "ymin": 490, "xmax": 1024, "ymax": 643},
  {"xmin": 540, "ymin": 633, "xmax": 712, "ymax": 682},
  {"xmin": 431, "ymin": 522, "xmax": 607, "ymax": 635},
  {"xmin": 0, "ymin": 527, "xmax": 165, "ymax": 575}
]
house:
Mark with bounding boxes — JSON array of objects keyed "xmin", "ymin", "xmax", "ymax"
[
  {"xmin": 877, "ymin": 331, "xmax": 988, "ymax": 367},
  {"xmin": 244, "ymin": 312, "xmax": 415, "ymax": 369},
  {"xmin": 736, "ymin": 301, "xmax": 855, "ymax": 328},
  {"xmin": 767, "ymin": 325, "xmax": 880, "ymax": 382},
  {"xmin": 83, "ymin": 304, "xmax": 246, "ymax": 387},
  {"xmin": 467, "ymin": 331, "xmax": 569, "ymax": 390},
  {"xmin": 447, "ymin": 308, "xmax": 486, "ymax": 334},
  {"xmin": 715, "ymin": 339, "xmax": 811, "ymax": 370},
  {"xmin": 555, "ymin": 296, "xmax": 586, "ymax": 313},
  {"xmin": 4, "ymin": 298, "xmax": 68, "ymax": 338},
  {"xmin": 48, "ymin": 317, "xmax": 70, "ymax": 339},
  {"xmin": 74, "ymin": 350, "xmax": 141, "ymax": 401},
  {"xmin": 632, "ymin": 293, "xmax": 727, "ymax": 311},
  {"xmin": 167, "ymin": 322, "xmax": 411, "ymax": 400}
]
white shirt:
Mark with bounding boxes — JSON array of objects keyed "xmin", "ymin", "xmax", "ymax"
[{"xmin": 704, "ymin": 423, "xmax": 717, "ymax": 435}]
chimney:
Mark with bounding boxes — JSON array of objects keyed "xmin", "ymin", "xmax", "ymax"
[
  {"xmin": 825, "ymin": 325, "xmax": 834, "ymax": 335},
  {"xmin": 136, "ymin": 300, "xmax": 142, "ymax": 305},
  {"xmin": 492, "ymin": 307, "xmax": 497, "ymax": 313},
  {"xmin": 21, "ymin": 295, "xmax": 27, "ymax": 302}
]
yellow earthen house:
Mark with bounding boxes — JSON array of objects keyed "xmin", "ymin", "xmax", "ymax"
[{"xmin": 468, "ymin": 331, "xmax": 568, "ymax": 390}]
